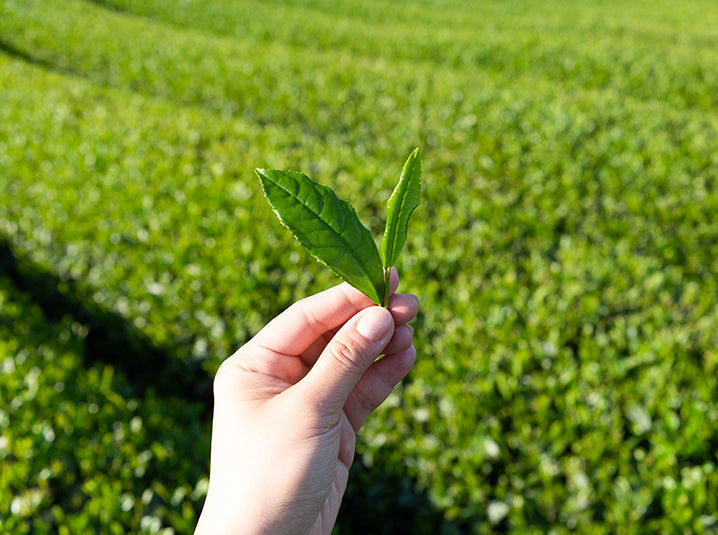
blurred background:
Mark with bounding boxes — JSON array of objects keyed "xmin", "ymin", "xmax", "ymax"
[{"xmin": 1, "ymin": 0, "xmax": 718, "ymax": 533}]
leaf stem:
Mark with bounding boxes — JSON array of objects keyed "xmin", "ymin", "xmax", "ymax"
[{"xmin": 382, "ymin": 267, "xmax": 391, "ymax": 308}]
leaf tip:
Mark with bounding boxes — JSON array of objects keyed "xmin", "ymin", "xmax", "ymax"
[{"xmin": 405, "ymin": 148, "xmax": 422, "ymax": 177}]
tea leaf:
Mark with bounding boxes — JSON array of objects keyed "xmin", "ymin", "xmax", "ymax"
[
  {"xmin": 382, "ymin": 148, "xmax": 422, "ymax": 270},
  {"xmin": 256, "ymin": 168, "xmax": 385, "ymax": 304}
]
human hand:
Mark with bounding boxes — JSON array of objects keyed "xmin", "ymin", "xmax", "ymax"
[{"xmin": 195, "ymin": 269, "xmax": 418, "ymax": 535}]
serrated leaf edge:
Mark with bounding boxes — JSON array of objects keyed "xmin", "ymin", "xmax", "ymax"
[{"xmin": 256, "ymin": 168, "xmax": 384, "ymax": 304}]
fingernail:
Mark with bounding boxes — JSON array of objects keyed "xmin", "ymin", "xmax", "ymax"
[{"xmin": 356, "ymin": 308, "xmax": 393, "ymax": 341}]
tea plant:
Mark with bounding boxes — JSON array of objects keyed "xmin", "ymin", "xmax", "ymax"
[{"xmin": 256, "ymin": 149, "xmax": 421, "ymax": 305}]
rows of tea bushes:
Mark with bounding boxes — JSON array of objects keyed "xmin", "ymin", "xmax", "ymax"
[
  {"xmin": 85, "ymin": 0, "xmax": 718, "ymax": 111},
  {"xmin": 3, "ymin": 0, "xmax": 718, "ymax": 116},
  {"xmin": 0, "ymin": 275, "xmax": 210, "ymax": 533},
  {"xmin": 2, "ymin": 0, "xmax": 718, "ymax": 532}
]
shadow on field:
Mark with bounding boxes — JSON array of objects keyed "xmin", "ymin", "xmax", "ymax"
[
  {"xmin": 340, "ymin": 455, "xmax": 465, "ymax": 535},
  {"xmin": 81, "ymin": 0, "xmax": 132, "ymax": 15},
  {"xmin": 0, "ymin": 238, "xmax": 213, "ymax": 405},
  {"xmin": 0, "ymin": 237, "xmax": 456, "ymax": 533},
  {"xmin": 0, "ymin": 37, "xmax": 56, "ymax": 70}
]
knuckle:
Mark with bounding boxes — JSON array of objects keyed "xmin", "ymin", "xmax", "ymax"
[
  {"xmin": 294, "ymin": 299, "xmax": 325, "ymax": 333},
  {"xmin": 354, "ymin": 382, "xmax": 379, "ymax": 414},
  {"xmin": 329, "ymin": 337, "xmax": 363, "ymax": 373}
]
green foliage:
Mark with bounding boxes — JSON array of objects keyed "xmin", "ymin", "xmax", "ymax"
[
  {"xmin": 382, "ymin": 148, "xmax": 422, "ymax": 305},
  {"xmin": 257, "ymin": 168, "xmax": 385, "ymax": 305},
  {"xmin": 257, "ymin": 149, "xmax": 420, "ymax": 306},
  {"xmin": 0, "ymin": 277, "xmax": 210, "ymax": 533},
  {"xmin": 1, "ymin": 0, "xmax": 718, "ymax": 532}
]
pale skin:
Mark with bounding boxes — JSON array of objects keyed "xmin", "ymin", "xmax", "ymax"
[{"xmin": 195, "ymin": 269, "xmax": 418, "ymax": 535}]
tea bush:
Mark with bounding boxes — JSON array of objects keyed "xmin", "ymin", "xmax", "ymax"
[
  {"xmin": 0, "ymin": 277, "xmax": 210, "ymax": 533},
  {"xmin": 1, "ymin": 0, "xmax": 718, "ymax": 532}
]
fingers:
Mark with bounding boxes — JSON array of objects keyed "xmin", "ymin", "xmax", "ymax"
[
  {"xmin": 387, "ymin": 292, "xmax": 419, "ymax": 326},
  {"xmin": 250, "ymin": 283, "xmax": 373, "ymax": 356},
  {"xmin": 298, "ymin": 306, "xmax": 395, "ymax": 418},
  {"xmin": 343, "ymin": 345, "xmax": 417, "ymax": 432},
  {"xmin": 337, "ymin": 413, "xmax": 357, "ymax": 469},
  {"xmin": 341, "ymin": 292, "xmax": 417, "ymax": 431},
  {"xmin": 382, "ymin": 324, "xmax": 414, "ymax": 355},
  {"xmin": 299, "ymin": 290, "xmax": 417, "ymax": 362},
  {"xmin": 249, "ymin": 269, "xmax": 401, "ymax": 357},
  {"xmin": 387, "ymin": 267, "xmax": 400, "ymax": 296}
]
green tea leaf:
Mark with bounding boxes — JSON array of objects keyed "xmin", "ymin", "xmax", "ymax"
[
  {"xmin": 256, "ymin": 168, "xmax": 385, "ymax": 304},
  {"xmin": 382, "ymin": 148, "xmax": 422, "ymax": 270}
]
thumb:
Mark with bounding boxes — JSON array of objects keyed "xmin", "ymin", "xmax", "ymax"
[{"xmin": 300, "ymin": 306, "xmax": 394, "ymax": 416}]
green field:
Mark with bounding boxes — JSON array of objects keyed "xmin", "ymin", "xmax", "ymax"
[{"xmin": 2, "ymin": 0, "xmax": 718, "ymax": 532}]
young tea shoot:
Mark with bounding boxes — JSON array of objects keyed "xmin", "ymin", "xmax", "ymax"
[{"xmin": 256, "ymin": 148, "xmax": 421, "ymax": 306}]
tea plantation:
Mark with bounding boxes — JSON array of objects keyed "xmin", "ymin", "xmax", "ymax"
[{"xmin": 2, "ymin": 0, "xmax": 718, "ymax": 533}]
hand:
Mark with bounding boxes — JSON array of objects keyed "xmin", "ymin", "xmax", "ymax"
[{"xmin": 195, "ymin": 269, "xmax": 418, "ymax": 535}]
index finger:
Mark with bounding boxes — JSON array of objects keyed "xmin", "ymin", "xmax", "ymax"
[{"xmin": 249, "ymin": 269, "xmax": 400, "ymax": 356}]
